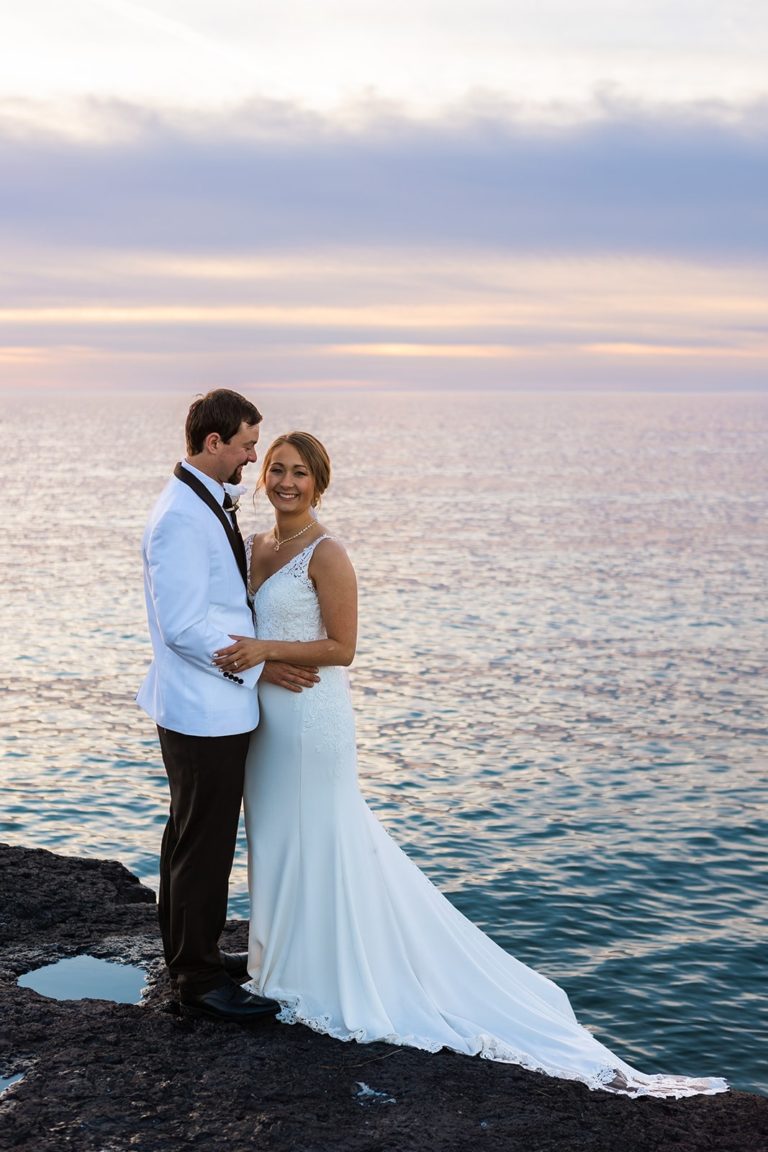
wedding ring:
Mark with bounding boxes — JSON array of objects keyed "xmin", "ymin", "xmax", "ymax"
[{"xmin": 234, "ymin": 661, "xmax": 238, "ymax": 668}]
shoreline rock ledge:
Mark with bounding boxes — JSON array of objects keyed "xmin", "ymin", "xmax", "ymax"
[{"xmin": 0, "ymin": 843, "xmax": 765, "ymax": 1152}]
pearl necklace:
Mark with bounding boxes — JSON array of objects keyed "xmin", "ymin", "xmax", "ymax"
[{"xmin": 273, "ymin": 520, "xmax": 315, "ymax": 551}]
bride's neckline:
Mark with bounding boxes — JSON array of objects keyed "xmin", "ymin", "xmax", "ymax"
[{"xmin": 248, "ymin": 534, "xmax": 328, "ymax": 597}]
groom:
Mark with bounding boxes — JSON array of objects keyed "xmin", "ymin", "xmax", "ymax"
[{"xmin": 137, "ymin": 389, "xmax": 317, "ymax": 1022}]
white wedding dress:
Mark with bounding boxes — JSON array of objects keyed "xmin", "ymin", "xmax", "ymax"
[{"xmin": 243, "ymin": 537, "xmax": 727, "ymax": 1098}]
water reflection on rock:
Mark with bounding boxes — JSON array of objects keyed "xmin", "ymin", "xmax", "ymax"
[
  {"xmin": 18, "ymin": 955, "xmax": 146, "ymax": 1004},
  {"xmin": 0, "ymin": 1073, "xmax": 25, "ymax": 1095}
]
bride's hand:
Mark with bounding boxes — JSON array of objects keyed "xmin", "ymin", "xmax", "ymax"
[{"xmin": 213, "ymin": 636, "xmax": 267, "ymax": 673}]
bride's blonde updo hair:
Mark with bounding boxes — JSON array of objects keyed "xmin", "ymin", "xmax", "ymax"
[{"xmin": 258, "ymin": 431, "xmax": 331, "ymax": 508}]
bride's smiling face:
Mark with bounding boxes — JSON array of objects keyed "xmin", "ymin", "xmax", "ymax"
[{"xmin": 264, "ymin": 443, "xmax": 316, "ymax": 514}]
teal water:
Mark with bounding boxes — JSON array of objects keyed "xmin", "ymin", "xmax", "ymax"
[{"xmin": 0, "ymin": 389, "xmax": 766, "ymax": 1093}]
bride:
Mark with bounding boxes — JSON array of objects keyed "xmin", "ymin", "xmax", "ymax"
[{"xmin": 213, "ymin": 431, "xmax": 727, "ymax": 1099}]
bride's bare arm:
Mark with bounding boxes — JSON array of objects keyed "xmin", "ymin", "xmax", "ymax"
[{"xmin": 213, "ymin": 539, "xmax": 357, "ymax": 673}]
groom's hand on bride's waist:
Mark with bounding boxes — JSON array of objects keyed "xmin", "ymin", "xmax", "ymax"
[{"xmin": 262, "ymin": 661, "xmax": 320, "ymax": 692}]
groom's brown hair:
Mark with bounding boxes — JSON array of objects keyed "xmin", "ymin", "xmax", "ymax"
[{"xmin": 185, "ymin": 389, "xmax": 262, "ymax": 455}]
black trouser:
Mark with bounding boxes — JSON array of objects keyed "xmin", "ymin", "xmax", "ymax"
[{"xmin": 157, "ymin": 725, "xmax": 252, "ymax": 994}]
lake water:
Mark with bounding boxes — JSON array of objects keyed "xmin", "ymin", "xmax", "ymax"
[{"xmin": 1, "ymin": 388, "xmax": 766, "ymax": 1093}]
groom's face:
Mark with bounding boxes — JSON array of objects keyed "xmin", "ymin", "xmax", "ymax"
[{"xmin": 216, "ymin": 420, "xmax": 260, "ymax": 484}]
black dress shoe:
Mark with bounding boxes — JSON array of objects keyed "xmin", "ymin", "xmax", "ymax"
[
  {"xmin": 220, "ymin": 951, "xmax": 250, "ymax": 981},
  {"xmin": 180, "ymin": 979, "xmax": 280, "ymax": 1024}
]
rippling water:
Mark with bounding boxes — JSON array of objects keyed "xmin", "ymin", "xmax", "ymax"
[{"xmin": 1, "ymin": 389, "xmax": 766, "ymax": 1093}]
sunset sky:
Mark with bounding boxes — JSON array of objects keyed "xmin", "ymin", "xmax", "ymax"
[{"xmin": 1, "ymin": 0, "xmax": 766, "ymax": 391}]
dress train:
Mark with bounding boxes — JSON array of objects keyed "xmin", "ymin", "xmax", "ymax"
[{"xmin": 243, "ymin": 537, "xmax": 727, "ymax": 1098}]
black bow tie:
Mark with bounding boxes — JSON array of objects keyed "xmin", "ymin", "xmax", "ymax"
[{"xmin": 223, "ymin": 493, "xmax": 240, "ymax": 514}]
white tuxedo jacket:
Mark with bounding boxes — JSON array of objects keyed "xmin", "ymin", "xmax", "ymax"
[{"xmin": 137, "ymin": 469, "xmax": 262, "ymax": 737}]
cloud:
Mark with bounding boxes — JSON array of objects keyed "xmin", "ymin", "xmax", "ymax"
[
  {"xmin": 0, "ymin": 95, "xmax": 765, "ymax": 390},
  {"xmin": 4, "ymin": 1, "xmax": 767, "ymax": 114},
  {"xmin": 1, "ymin": 249, "xmax": 764, "ymax": 391},
  {"xmin": 0, "ymin": 95, "xmax": 765, "ymax": 259}
]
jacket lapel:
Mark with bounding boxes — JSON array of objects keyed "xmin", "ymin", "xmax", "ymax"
[{"xmin": 173, "ymin": 463, "xmax": 248, "ymax": 588}]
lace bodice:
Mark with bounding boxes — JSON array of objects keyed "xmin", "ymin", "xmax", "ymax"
[
  {"xmin": 247, "ymin": 533, "xmax": 354, "ymax": 760},
  {"xmin": 247, "ymin": 535, "xmax": 331, "ymax": 642}
]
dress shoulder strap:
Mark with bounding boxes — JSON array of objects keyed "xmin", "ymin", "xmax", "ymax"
[
  {"xmin": 292, "ymin": 534, "xmax": 332, "ymax": 579},
  {"xmin": 306, "ymin": 533, "xmax": 331, "ymax": 555},
  {"xmin": 244, "ymin": 533, "xmax": 255, "ymax": 587}
]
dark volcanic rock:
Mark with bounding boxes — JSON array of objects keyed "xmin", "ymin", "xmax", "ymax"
[{"xmin": 0, "ymin": 843, "xmax": 765, "ymax": 1152}]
